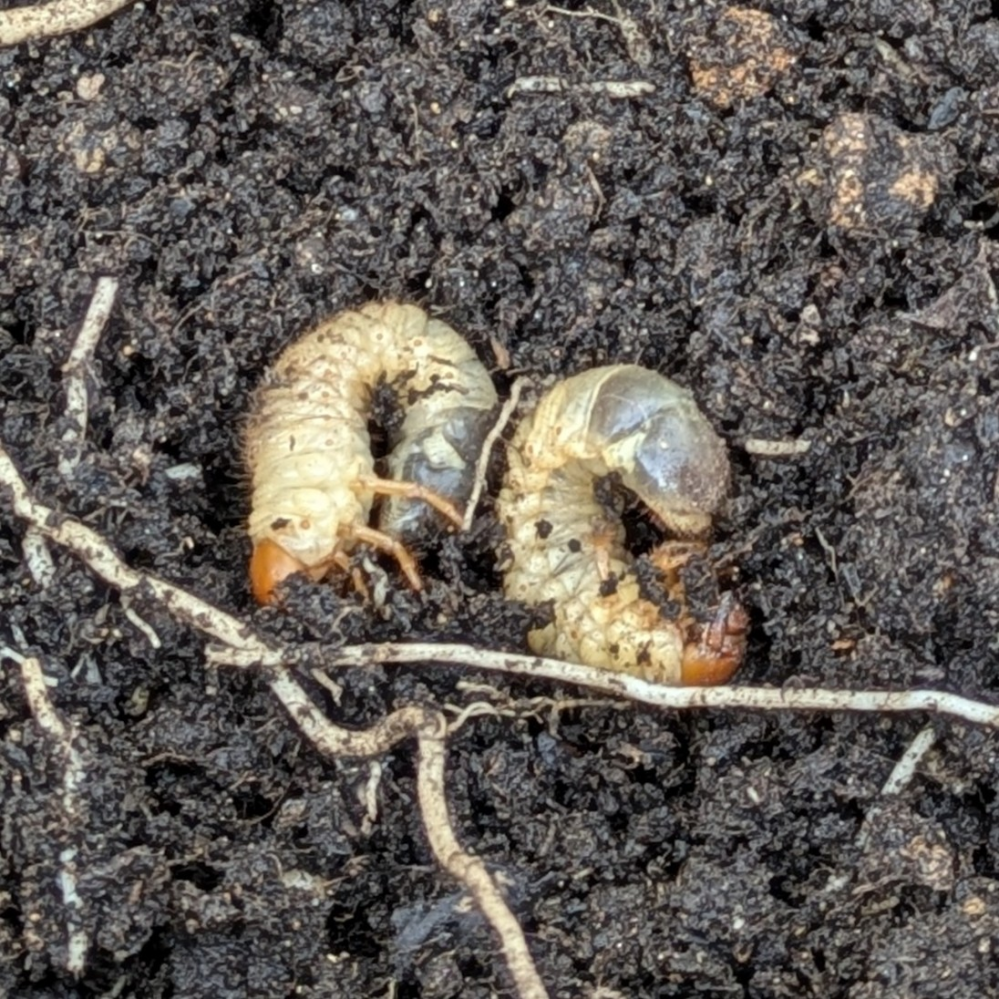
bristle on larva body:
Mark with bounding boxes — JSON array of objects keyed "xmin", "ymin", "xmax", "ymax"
[
  {"xmin": 246, "ymin": 302, "xmax": 498, "ymax": 601},
  {"xmin": 497, "ymin": 365, "xmax": 746, "ymax": 686}
]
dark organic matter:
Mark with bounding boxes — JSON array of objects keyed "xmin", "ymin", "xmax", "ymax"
[{"xmin": 3, "ymin": 1, "xmax": 999, "ymax": 997}]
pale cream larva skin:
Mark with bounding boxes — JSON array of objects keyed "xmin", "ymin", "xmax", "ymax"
[
  {"xmin": 247, "ymin": 302, "xmax": 498, "ymax": 570},
  {"xmin": 497, "ymin": 365, "xmax": 731, "ymax": 684}
]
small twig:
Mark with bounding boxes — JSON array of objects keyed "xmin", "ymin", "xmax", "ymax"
[
  {"xmin": 506, "ymin": 76, "xmax": 655, "ymax": 99},
  {"xmin": 3, "ymin": 649, "xmax": 89, "ymax": 974},
  {"xmin": 744, "ymin": 437, "xmax": 812, "ymax": 457},
  {"xmin": 462, "ymin": 376, "xmax": 527, "ymax": 531},
  {"xmin": 59, "ymin": 276, "xmax": 118, "ymax": 477},
  {"xmin": 22, "ymin": 526, "xmax": 56, "ymax": 588},
  {"xmin": 0, "ymin": 0, "xmax": 135, "ymax": 47},
  {"xmin": 879, "ymin": 724, "xmax": 937, "ymax": 796}
]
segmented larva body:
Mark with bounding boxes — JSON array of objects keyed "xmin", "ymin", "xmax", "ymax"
[
  {"xmin": 247, "ymin": 302, "xmax": 498, "ymax": 602},
  {"xmin": 498, "ymin": 365, "xmax": 747, "ymax": 686}
]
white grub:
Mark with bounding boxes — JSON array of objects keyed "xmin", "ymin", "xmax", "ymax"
[
  {"xmin": 498, "ymin": 365, "xmax": 744, "ymax": 685},
  {"xmin": 246, "ymin": 301, "xmax": 497, "ymax": 600}
]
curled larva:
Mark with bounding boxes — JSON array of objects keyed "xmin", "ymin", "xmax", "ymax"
[
  {"xmin": 246, "ymin": 301, "xmax": 498, "ymax": 603},
  {"xmin": 497, "ymin": 364, "xmax": 747, "ymax": 686}
]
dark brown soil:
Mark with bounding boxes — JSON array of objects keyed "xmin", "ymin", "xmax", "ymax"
[{"xmin": 3, "ymin": 1, "xmax": 999, "ymax": 997}]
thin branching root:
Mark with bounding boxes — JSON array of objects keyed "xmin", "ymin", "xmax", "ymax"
[
  {"xmin": 4, "ymin": 440, "xmax": 999, "ymax": 994},
  {"xmin": 264, "ymin": 680, "xmax": 549, "ymax": 999},
  {"xmin": 0, "ymin": 438, "xmax": 549, "ymax": 999},
  {"xmin": 4, "ymin": 436, "xmax": 999, "ymax": 995},
  {"xmin": 3, "ymin": 284, "xmax": 999, "ymax": 997}
]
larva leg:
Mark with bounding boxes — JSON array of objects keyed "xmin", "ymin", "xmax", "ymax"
[
  {"xmin": 650, "ymin": 540, "xmax": 710, "ymax": 602},
  {"xmin": 354, "ymin": 474, "xmax": 464, "ymax": 529},
  {"xmin": 588, "ymin": 518, "xmax": 622, "ymax": 583},
  {"xmin": 328, "ymin": 550, "xmax": 353, "ymax": 575},
  {"xmin": 324, "ymin": 549, "xmax": 372, "ymax": 600},
  {"xmin": 343, "ymin": 524, "xmax": 424, "ymax": 591},
  {"xmin": 650, "ymin": 540, "xmax": 708, "ymax": 576}
]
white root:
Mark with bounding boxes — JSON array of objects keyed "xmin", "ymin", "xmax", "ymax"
[
  {"xmin": 59, "ymin": 276, "xmax": 118, "ymax": 477},
  {"xmin": 2, "ymin": 648, "xmax": 90, "ymax": 974},
  {"xmin": 211, "ymin": 640, "xmax": 999, "ymax": 731},
  {"xmin": 0, "ymin": 0, "xmax": 134, "ymax": 47},
  {"xmin": 268, "ymin": 680, "xmax": 550, "ymax": 999}
]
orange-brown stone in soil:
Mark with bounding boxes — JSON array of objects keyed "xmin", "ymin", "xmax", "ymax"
[
  {"xmin": 798, "ymin": 113, "xmax": 956, "ymax": 234},
  {"xmin": 688, "ymin": 8, "xmax": 799, "ymax": 109}
]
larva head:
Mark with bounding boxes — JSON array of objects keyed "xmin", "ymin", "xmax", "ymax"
[
  {"xmin": 250, "ymin": 538, "xmax": 308, "ymax": 604},
  {"xmin": 680, "ymin": 592, "xmax": 749, "ymax": 685},
  {"xmin": 590, "ymin": 367, "xmax": 730, "ymax": 537},
  {"xmin": 380, "ymin": 405, "xmax": 496, "ymax": 542}
]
